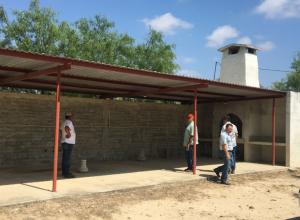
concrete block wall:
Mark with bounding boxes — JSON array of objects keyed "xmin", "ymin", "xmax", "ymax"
[
  {"xmin": 286, "ymin": 92, "xmax": 300, "ymax": 167},
  {"xmin": 205, "ymin": 98, "xmax": 286, "ymax": 164},
  {"xmin": 0, "ymin": 92, "xmax": 191, "ymax": 168}
]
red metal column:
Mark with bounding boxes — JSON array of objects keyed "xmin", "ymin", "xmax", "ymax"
[
  {"xmin": 193, "ymin": 91, "xmax": 198, "ymax": 175},
  {"xmin": 52, "ymin": 72, "xmax": 61, "ymax": 192},
  {"xmin": 272, "ymin": 98, "xmax": 276, "ymax": 166}
]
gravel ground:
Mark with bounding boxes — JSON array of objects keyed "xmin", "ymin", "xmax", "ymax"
[{"xmin": 0, "ymin": 169, "xmax": 299, "ymax": 220}]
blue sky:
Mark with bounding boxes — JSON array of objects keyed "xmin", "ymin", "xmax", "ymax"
[{"xmin": 0, "ymin": 0, "xmax": 300, "ymax": 87}]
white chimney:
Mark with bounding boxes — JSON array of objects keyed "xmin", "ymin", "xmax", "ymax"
[{"xmin": 218, "ymin": 44, "xmax": 260, "ymax": 87}]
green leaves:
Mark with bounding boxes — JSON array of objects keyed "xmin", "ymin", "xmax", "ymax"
[
  {"xmin": 134, "ymin": 29, "xmax": 179, "ymax": 73},
  {"xmin": 272, "ymin": 52, "xmax": 300, "ymax": 92},
  {"xmin": 6, "ymin": 0, "xmax": 59, "ymax": 54},
  {"xmin": 0, "ymin": 0, "xmax": 178, "ymax": 74}
]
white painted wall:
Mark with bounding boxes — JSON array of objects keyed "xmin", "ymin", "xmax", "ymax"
[
  {"xmin": 199, "ymin": 98, "xmax": 286, "ymax": 164},
  {"xmin": 245, "ymin": 53, "xmax": 260, "ymax": 87},
  {"xmin": 220, "ymin": 47, "xmax": 260, "ymax": 87},
  {"xmin": 286, "ymin": 92, "xmax": 300, "ymax": 167}
]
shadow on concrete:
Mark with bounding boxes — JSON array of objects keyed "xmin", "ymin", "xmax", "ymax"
[
  {"xmin": 0, "ymin": 157, "xmax": 219, "ymax": 186},
  {"xmin": 21, "ymin": 183, "xmax": 52, "ymax": 192}
]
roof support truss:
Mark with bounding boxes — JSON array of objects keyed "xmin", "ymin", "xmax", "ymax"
[{"xmin": 0, "ymin": 63, "xmax": 71, "ymax": 85}]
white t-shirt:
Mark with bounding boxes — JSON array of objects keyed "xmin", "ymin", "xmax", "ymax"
[
  {"xmin": 60, "ymin": 119, "xmax": 76, "ymax": 144},
  {"xmin": 220, "ymin": 121, "xmax": 238, "ymax": 146},
  {"xmin": 220, "ymin": 132, "xmax": 234, "ymax": 151}
]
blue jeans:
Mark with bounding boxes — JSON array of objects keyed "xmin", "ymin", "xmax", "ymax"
[
  {"xmin": 215, "ymin": 151, "xmax": 232, "ymax": 182},
  {"xmin": 231, "ymin": 146, "xmax": 237, "ymax": 171},
  {"xmin": 62, "ymin": 143, "xmax": 74, "ymax": 176},
  {"xmin": 185, "ymin": 146, "xmax": 193, "ymax": 170}
]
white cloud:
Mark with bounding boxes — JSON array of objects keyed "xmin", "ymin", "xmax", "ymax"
[
  {"xmin": 142, "ymin": 13, "xmax": 193, "ymax": 35},
  {"xmin": 206, "ymin": 25, "xmax": 239, "ymax": 48},
  {"xmin": 178, "ymin": 69, "xmax": 199, "ymax": 77},
  {"xmin": 257, "ymin": 41, "xmax": 275, "ymax": 51},
  {"xmin": 255, "ymin": 0, "xmax": 300, "ymax": 19},
  {"xmin": 237, "ymin": 36, "xmax": 252, "ymax": 44}
]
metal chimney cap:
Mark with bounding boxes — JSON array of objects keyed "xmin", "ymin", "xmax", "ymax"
[{"xmin": 218, "ymin": 43, "xmax": 260, "ymax": 52}]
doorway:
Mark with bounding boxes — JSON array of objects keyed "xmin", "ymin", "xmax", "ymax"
[{"xmin": 220, "ymin": 113, "xmax": 244, "ymax": 161}]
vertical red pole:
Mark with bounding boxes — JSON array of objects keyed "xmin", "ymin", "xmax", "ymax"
[
  {"xmin": 193, "ymin": 91, "xmax": 197, "ymax": 175},
  {"xmin": 52, "ymin": 72, "xmax": 61, "ymax": 192},
  {"xmin": 272, "ymin": 98, "xmax": 276, "ymax": 166}
]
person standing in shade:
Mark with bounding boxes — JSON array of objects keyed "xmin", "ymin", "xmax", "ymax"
[
  {"xmin": 214, "ymin": 123, "xmax": 234, "ymax": 185},
  {"xmin": 60, "ymin": 112, "xmax": 76, "ymax": 178},
  {"xmin": 183, "ymin": 113, "xmax": 198, "ymax": 172},
  {"xmin": 220, "ymin": 116, "xmax": 238, "ymax": 174}
]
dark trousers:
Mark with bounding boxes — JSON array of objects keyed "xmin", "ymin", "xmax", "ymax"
[
  {"xmin": 185, "ymin": 145, "xmax": 195, "ymax": 170},
  {"xmin": 215, "ymin": 151, "xmax": 232, "ymax": 182},
  {"xmin": 231, "ymin": 146, "xmax": 237, "ymax": 171},
  {"xmin": 62, "ymin": 143, "xmax": 74, "ymax": 176}
]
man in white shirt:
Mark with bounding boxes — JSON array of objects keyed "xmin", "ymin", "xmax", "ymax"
[
  {"xmin": 60, "ymin": 112, "xmax": 76, "ymax": 178},
  {"xmin": 183, "ymin": 113, "xmax": 198, "ymax": 171},
  {"xmin": 220, "ymin": 117, "xmax": 238, "ymax": 174},
  {"xmin": 214, "ymin": 123, "xmax": 234, "ymax": 185}
]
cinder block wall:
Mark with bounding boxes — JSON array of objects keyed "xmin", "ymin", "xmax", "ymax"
[
  {"xmin": 210, "ymin": 98, "xmax": 286, "ymax": 164},
  {"xmin": 0, "ymin": 92, "xmax": 191, "ymax": 168}
]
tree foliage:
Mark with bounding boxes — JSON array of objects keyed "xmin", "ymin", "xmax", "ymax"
[
  {"xmin": 272, "ymin": 52, "xmax": 300, "ymax": 91},
  {"xmin": 135, "ymin": 30, "xmax": 178, "ymax": 73},
  {"xmin": 0, "ymin": 0, "xmax": 178, "ymax": 74}
]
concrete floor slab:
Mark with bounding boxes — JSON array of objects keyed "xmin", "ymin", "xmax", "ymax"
[{"xmin": 0, "ymin": 159, "xmax": 286, "ymax": 207}]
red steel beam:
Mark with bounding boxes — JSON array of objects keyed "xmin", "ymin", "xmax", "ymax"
[
  {"xmin": 0, "ymin": 63, "xmax": 71, "ymax": 84},
  {"xmin": 0, "ymin": 48, "xmax": 285, "ymax": 97},
  {"xmin": 200, "ymin": 95, "xmax": 285, "ymax": 103},
  {"xmin": 272, "ymin": 98, "xmax": 276, "ymax": 166},
  {"xmin": 7, "ymin": 81, "xmax": 194, "ymax": 102},
  {"xmin": 0, "ymin": 65, "xmax": 32, "ymax": 73},
  {"xmin": 52, "ymin": 72, "xmax": 61, "ymax": 192},
  {"xmin": 56, "ymin": 74, "xmax": 164, "ymax": 89},
  {"xmin": 54, "ymin": 75, "xmax": 244, "ymax": 98},
  {"xmin": 140, "ymin": 83, "xmax": 208, "ymax": 94},
  {"xmin": 193, "ymin": 91, "xmax": 197, "ymax": 175},
  {"xmin": 3, "ymin": 75, "xmax": 282, "ymax": 102},
  {"xmin": 0, "ymin": 48, "xmax": 66, "ymax": 64},
  {"xmin": 126, "ymin": 83, "xmax": 209, "ymax": 97},
  {"xmin": 28, "ymin": 78, "xmax": 138, "ymax": 93},
  {"xmin": 187, "ymin": 90, "xmax": 245, "ymax": 98},
  {"xmin": 23, "ymin": 78, "xmax": 196, "ymax": 100},
  {"xmin": 0, "ymin": 65, "xmax": 245, "ymax": 99},
  {"xmin": 19, "ymin": 77, "xmax": 210, "ymax": 101}
]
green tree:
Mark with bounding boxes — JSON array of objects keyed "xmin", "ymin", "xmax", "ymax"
[
  {"xmin": 74, "ymin": 15, "xmax": 136, "ymax": 66},
  {"xmin": 2, "ymin": 0, "xmax": 59, "ymax": 54},
  {"xmin": 272, "ymin": 52, "xmax": 300, "ymax": 91},
  {"xmin": 56, "ymin": 21, "xmax": 80, "ymax": 58},
  {"xmin": 135, "ymin": 29, "xmax": 179, "ymax": 73},
  {"xmin": 0, "ymin": 0, "xmax": 178, "ymax": 74}
]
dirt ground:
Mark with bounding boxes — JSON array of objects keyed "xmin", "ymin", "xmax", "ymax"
[{"xmin": 0, "ymin": 169, "xmax": 299, "ymax": 220}]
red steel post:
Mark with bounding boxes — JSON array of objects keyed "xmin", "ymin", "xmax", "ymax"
[
  {"xmin": 52, "ymin": 72, "xmax": 61, "ymax": 192},
  {"xmin": 193, "ymin": 91, "xmax": 198, "ymax": 175},
  {"xmin": 272, "ymin": 98, "xmax": 276, "ymax": 166}
]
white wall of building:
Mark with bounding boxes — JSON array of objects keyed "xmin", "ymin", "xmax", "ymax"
[
  {"xmin": 220, "ymin": 46, "xmax": 260, "ymax": 87},
  {"xmin": 286, "ymin": 92, "xmax": 300, "ymax": 167},
  {"xmin": 198, "ymin": 97, "xmax": 286, "ymax": 165}
]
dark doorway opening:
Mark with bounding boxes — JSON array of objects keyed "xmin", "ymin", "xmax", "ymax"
[{"xmin": 220, "ymin": 113, "xmax": 244, "ymax": 161}]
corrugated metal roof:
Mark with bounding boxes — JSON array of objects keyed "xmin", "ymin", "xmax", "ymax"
[{"xmin": 0, "ymin": 48, "xmax": 286, "ymax": 103}]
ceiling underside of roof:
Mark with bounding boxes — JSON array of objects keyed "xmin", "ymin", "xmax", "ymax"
[{"xmin": 0, "ymin": 49, "xmax": 286, "ymax": 103}]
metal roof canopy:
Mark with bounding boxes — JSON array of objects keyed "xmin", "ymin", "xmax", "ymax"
[
  {"xmin": 0, "ymin": 48, "xmax": 285, "ymax": 103},
  {"xmin": 0, "ymin": 48, "xmax": 282, "ymax": 192}
]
